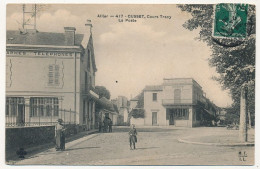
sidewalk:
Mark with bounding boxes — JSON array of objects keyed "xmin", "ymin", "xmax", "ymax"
[
  {"xmin": 178, "ymin": 127, "xmax": 255, "ymax": 146},
  {"xmin": 6, "ymin": 129, "xmax": 98, "ymax": 163}
]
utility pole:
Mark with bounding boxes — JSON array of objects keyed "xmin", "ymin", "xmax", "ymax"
[{"xmin": 22, "ymin": 4, "xmax": 37, "ymax": 31}]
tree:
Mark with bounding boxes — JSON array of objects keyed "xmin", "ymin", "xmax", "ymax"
[
  {"xmin": 95, "ymin": 86, "xmax": 111, "ymax": 100},
  {"xmin": 224, "ymin": 107, "xmax": 240, "ymax": 125},
  {"xmin": 136, "ymin": 91, "xmax": 144, "ymax": 108},
  {"xmin": 130, "ymin": 109, "xmax": 145, "ymax": 118},
  {"xmin": 178, "ymin": 4, "xmax": 255, "ymax": 142}
]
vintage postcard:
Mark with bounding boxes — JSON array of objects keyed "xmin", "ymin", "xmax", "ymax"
[{"xmin": 3, "ymin": 2, "xmax": 257, "ymax": 167}]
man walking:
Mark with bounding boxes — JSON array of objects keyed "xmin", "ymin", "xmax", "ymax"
[
  {"xmin": 108, "ymin": 118, "xmax": 113, "ymax": 132},
  {"xmin": 129, "ymin": 124, "xmax": 137, "ymax": 150}
]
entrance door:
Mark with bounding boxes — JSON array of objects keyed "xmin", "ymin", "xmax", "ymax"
[
  {"xmin": 17, "ymin": 104, "xmax": 25, "ymax": 125},
  {"xmin": 169, "ymin": 112, "xmax": 174, "ymax": 125},
  {"xmin": 152, "ymin": 112, "xmax": 157, "ymax": 125}
]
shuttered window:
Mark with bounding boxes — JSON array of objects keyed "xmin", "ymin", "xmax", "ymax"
[{"xmin": 48, "ymin": 64, "xmax": 60, "ymax": 86}]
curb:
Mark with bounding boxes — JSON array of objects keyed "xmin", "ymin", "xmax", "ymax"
[{"xmin": 178, "ymin": 138, "xmax": 255, "ymax": 146}]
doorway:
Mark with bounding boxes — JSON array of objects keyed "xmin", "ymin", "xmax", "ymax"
[
  {"xmin": 152, "ymin": 112, "xmax": 157, "ymax": 125},
  {"xmin": 169, "ymin": 112, "xmax": 174, "ymax": 125},
  {"xmin": 17, "ymin": 104, "xmax": 25, "ymax": 125}
]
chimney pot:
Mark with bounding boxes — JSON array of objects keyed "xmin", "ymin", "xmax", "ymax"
[{"xmin": 85, "ymin": 20, "xmax": 93, "ymax": 34}]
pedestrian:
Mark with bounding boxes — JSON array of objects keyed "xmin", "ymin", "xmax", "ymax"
[
  {"xmin": 55, "ymin": 119, "xmax": 66, "ymax": 151},
  {"xmin": 108, "ymin": 118, "xmax": 113, "ymax": 132},
  {"xmin": 103, "ymin": 117, "xmax": 108, "ymax": 133},
  {"xmin": 129, "ymin": 124, "xmax": 137, "ymax": 150},
  {"xmin": 99, "ymin": 115, "xmax": 103, "ymax": 132}
]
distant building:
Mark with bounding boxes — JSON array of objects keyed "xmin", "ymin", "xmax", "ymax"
[
  {"xmin": 129, "ymin": 94, "xmax": 140, "ymax": 111},
  {"xmin": 142, "ymin": 78, "xmax": 217, "ymax": 127},
  {"xmin": 216, "ymin": 108, "xmax": 227, "ymax": 124},
  {"xmin": 6, "ymin": 22, "xmax": 99, "ymax": 130},
  {"xmin": 111, "ymin": 96, "xmax": 129, "ymax": 125}
]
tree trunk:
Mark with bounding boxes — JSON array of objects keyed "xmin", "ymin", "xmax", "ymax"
[
  {"xmin": 239, "ymin": 86, "xmax": 248, "ymax": 142},
  {"xmin": 248, "ymin": 108, "xmax": 251, "ymax": 129}
]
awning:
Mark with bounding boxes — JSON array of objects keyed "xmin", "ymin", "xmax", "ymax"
[
  {"xmin": 203, "ymin": 108, "xmax": 215, "ymax": 116},
  {"xmin": 90, "ymin": 90, "xmax": 99, "ymax": 99}
]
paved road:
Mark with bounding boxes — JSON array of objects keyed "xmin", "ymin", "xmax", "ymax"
[{"xmin": 15, "ymin": 127, "xmax": 254, "ymax": 165}]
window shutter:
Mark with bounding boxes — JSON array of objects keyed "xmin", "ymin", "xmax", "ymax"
[
  {"xmin": 54, "ymin": 65, "xmax": 60, "ymax": 85},
  {"xmin": 48, "ymin": 65, "xmax": 54, "ymax": 85}
]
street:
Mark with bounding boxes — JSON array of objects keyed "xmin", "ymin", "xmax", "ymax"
[{"xmin": 15, "ymin": 127, "xmax": 254, "ymax": 165}]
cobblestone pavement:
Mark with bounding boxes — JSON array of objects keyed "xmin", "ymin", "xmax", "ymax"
[{"xmin": 15, "ymin": 127, "xmax": 254, "ymax": 165}]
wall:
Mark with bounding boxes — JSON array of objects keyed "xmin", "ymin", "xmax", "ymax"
[
  {"xmin": 130, "ymin": 117, "xmax": 144, "ymax": 126},
  {"xmin": 144, "ymin": 91, "xmax": 166, "ymax": 126},
  {"xmin": 162, "ymin": 84, "xmax": 193, "ymax": 103},
  {"xmin": 6, "ymin": 50, "xmax": 82, "ymax": 125},
  {"xmin": 112, "ymin": 114, "xmax": 118, "ymax": 125},
  {"xmin": 6, "ymin": 126, "xmax": 55, "ymax": 160},
  {"xmin": 6, "ymin": 124, "xmax": 79, "ymax": 160},
  {"xmin": 175, "ymin": 120, "xmax": 189, "ymax": 127}
]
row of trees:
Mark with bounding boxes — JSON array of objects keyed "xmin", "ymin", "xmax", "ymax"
[{"xmin": 178, "ymin": 4, "xmax": 255, "ymax": 142}]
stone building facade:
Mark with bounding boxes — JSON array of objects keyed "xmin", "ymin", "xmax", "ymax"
[
  {"xmin": 6, "ymin": 24, "xmax": 99, "ymax": 130},
  {"xmin": 143, "ymin": 78, "xmax": 217, "ymax": 127}
]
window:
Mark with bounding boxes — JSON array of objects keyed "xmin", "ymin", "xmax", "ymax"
[
  {"xmin": 6, "ymin": 97, "xmax": 25, "ymax": 116},
  {"xmin": 30, "ymin": 97, "xmax": 59, "ymax": 117},
  {"xmin": 173, "ymin": 108, "xmax": 189, "ymax": 120},
  {"xmin": 48, "ymin": 64, "xmax": 60, "ymax": 86},
  {"xmin": 152, "ymin": 93, "xmax": 157, "ymax": 101}
]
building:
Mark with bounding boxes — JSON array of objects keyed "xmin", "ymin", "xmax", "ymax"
[
  {"xmin": 143, "ymin": 78, "xmax": 217, "ymax": 127},
  {"xmin": 112, "ymin": 96, "xmax": 129, "ymax": 125},
  {"xmin": 6, "ymin": 22, "xmax": 99, "ymax": 130},
  {"xmin": 129, "ymin": 94, "xmax": 140, "ymax": 111}
]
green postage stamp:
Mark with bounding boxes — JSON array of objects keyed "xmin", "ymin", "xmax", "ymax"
[{"xmin": 214, "ymin": 4, "xmax": 248, "ymax": 38}]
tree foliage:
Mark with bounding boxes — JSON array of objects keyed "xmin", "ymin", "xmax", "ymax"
[
  {"xmin": 130, "ymin": 109, "xmax": 145, "ymax": 118},
  {"xmin": 178, "ymin": 4, "xmax": 255, "ymax": 121},
  {"xmin": 95, "ymin": 86, "xmax": 111, "ymax": 100},
  {"xmin": 136, "ymin": 91, "xmax": 144, "ymax": 108},
  {"xmin": 224, "ymin": 108, "xmax": 240, "ymax": 125}
]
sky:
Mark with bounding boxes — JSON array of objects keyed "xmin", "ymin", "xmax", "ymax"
[{"xmin": 6, "ymin": 4, "xmax": 233, "ymax": 107}]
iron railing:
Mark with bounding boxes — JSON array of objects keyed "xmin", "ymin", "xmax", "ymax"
[
  {"xmin": 5, "ymin": 103, "xmax": 78, "ymax": 127},
  {"xmin": 162, "ymin": 99, "xmax": 193, "ymax": 105}
]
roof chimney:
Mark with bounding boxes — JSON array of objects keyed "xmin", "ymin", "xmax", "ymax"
[
  {"xmin": 64, "ymin": 27, "xmax": 76, "ymax": 46},
  {"xmin": 85, "ymin": 20, "xmax": 93, "ymax": 34}
]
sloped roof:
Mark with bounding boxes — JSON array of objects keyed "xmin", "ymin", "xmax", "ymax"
[
  {"xmin": 131, "ymin": 93, "xmax": 141, "ymax": 101},
  {"xmin": 6, "ymin": 30, "xmax": 84, "ymax": 46},
  {"xmin": 144, "ymin": 85, "xmax": 163, "ymax": 91}
]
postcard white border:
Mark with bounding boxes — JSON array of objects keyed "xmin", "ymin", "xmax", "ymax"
[{"xmin": 0, "ymin": 0, "xmax": 259, "ymax": 169}]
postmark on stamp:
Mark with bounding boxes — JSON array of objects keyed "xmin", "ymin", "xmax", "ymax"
[{"xmin": 213, "ymin": 4, "xmax": 248, "ymax": 38}]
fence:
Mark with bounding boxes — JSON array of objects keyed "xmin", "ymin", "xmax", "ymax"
[{"xmin": 5, "ymin": 103, "xmax": 78, "ymax": 127}]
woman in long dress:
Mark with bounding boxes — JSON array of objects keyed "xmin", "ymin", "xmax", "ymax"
[{"xmin": 55, "ymin": 119, "xmax": 65, "ymax": 151}]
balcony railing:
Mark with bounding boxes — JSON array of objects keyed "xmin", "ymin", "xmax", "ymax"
[{"xmin": 162, "ymin": 99, "xmax": 193, "ymax": 105}]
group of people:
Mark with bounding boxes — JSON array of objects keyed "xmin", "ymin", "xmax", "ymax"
[
  {"xmin": 55, "ymin": 118, "xmax": 138, "ymax": 151},
  {"xmin": 99, "ymin": 116, "xmax": 113, "ymax": 133}
]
